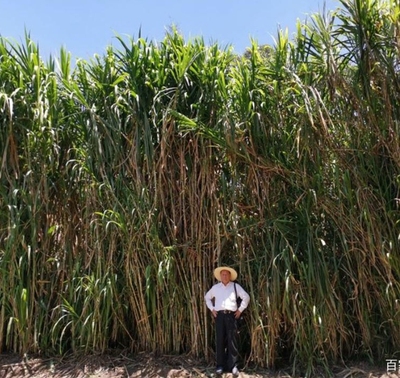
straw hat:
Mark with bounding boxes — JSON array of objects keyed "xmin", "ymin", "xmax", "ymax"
[{"xmin": 214, "ymin": 266, "xmax": 238, "ymax": 281}]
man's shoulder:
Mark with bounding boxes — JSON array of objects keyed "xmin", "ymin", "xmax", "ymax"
[{"xmin": 233, "ymin": 281, "xmax": 247, "ymax": 290}]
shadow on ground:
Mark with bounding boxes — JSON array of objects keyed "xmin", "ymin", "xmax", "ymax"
[{"xmin": 0, "ymin": 352, "xmax": 392, "ymax": 377}]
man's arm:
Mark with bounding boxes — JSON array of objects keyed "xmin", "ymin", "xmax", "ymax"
[
  {"xmin": 204, "ymin": 288, "xmax": 217, "ymax": 317},
  {"xmin": 237, "ymin": 284, "xmax": 250, "ymax": 313}
]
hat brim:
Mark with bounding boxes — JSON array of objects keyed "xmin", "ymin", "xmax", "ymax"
[{"xmin": 214, "ymin": 266, "xmax": 238, "ymax": 281}]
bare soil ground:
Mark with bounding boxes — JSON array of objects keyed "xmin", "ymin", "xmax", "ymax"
[{"xmin": 0, "ymin": 352, "xmax": 396, "ymax": 378}]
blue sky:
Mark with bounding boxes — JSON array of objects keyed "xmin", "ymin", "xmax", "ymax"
[{"xmin": 1, "ymin": 0, "xmax": 338, "ymax": 61}]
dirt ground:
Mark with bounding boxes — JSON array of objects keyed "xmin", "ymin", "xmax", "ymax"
[{"xmin": 0, "ymin": 352, "xmax": 396, "ymax": 378}]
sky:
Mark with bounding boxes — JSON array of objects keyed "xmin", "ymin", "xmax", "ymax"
[{"xmin": 0, "ymin": 0, "xmax": 339, "ymax": 62}]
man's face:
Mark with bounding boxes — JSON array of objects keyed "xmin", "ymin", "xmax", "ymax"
[{"xmin": 220, "ymin": 270, "xmax": 231, "ymax": 285}]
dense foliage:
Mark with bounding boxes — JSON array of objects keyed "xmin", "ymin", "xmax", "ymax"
[{"xmin": 1, "ymin": 0, "xmax": 399, "ymax": 375}]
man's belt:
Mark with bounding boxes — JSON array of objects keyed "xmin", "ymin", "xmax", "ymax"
[{"xmin": 218, "ymin": 310, "xmax": 235, "ymax": 314}]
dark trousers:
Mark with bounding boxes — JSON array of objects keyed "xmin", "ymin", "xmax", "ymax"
[{"xmin": 215, "ymin": 312, "xmax": 238, "ymax": 370}]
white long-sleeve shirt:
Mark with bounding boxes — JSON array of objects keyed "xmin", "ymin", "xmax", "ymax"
[{"xmin": 204, "ymin": 281, "xmax": 250, "ymax": 313}]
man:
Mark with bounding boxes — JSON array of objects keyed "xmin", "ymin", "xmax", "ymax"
[{"xmin": 204, "ymin": 266, "xmax": 250, "ymax": 376}]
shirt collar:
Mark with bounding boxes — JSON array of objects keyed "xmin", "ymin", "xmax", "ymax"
[{"xmin": 219, "ymin": 281, "xmax": 234, "ymax": 287}]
